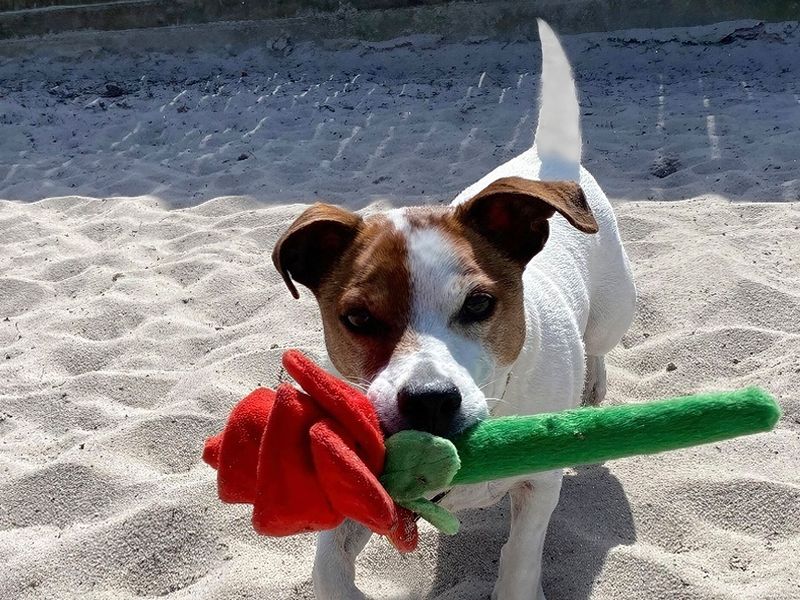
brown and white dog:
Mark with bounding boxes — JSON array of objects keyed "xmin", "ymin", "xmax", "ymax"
[{"xmin": 273, "ymin": 20, "xmax": 636, "ymax": 600}]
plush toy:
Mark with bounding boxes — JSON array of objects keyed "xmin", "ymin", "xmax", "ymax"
[
  {"xmin": 203, "ymin": 350, "xmax": 780, "ymax": 552},
  {"xmin": 202, "ymin": 350, "xmax": 418, "ymax": 551}
]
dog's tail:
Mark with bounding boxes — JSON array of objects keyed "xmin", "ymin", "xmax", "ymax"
[{"xmin": 534, "ymin": 19, "xmax": 581, "ymax": 181}]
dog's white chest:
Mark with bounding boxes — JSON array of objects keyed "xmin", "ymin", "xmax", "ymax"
[{"xmin": 439, "ymin": 477, "xmax": 524, "ymax": 513}]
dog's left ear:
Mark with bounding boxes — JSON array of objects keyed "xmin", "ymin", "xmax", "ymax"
[{"xmin": 456, "ymin": 176, "xmax": 597, "ymax": 266}]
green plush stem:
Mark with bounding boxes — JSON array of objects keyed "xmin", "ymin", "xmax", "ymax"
[
  {"xmin": 381, "ymin": 388, "xmax": 780, "ymax": 534},
  {"xmin": 450, "ymin": 388, "xmax": 780, "ymax": 485},
  {"xmin": 398, "ymin": 498, "xmax": 460, "ymax": 535}
]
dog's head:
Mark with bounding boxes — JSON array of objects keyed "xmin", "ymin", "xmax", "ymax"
[{"xmin": 273, "ymin": 177, "xmax": 596, "ymax": 437}]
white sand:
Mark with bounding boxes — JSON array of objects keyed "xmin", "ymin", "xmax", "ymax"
[{"xmin": 1, "ymin": 20, "xmax": 799, "ymax": 600}]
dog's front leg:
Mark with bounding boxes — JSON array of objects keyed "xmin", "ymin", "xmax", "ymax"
[
  {"xmin": 492, "ymin": 472, "xmax": 563, "ymax": 600},
  {"xmin": 312, "ymin": 520, "xmax": 372, "ymax": 599}
]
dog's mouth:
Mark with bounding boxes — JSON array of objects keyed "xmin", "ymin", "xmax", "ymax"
[{"xmin": 430, "ymin": 490, "xmax": 451, "ymax": 504}]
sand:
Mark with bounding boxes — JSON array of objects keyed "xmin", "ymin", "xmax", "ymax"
[{"xmin": 1, "ymin": 20, "xmax": 799, "ymax": 600}]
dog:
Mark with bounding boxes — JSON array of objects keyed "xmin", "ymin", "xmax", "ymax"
[{"xmin": 272, "ymin": 20, "xmax": 636, "ymax": 600}]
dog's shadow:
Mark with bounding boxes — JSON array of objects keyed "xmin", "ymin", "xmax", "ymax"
[{"xmin": 427, "ymin": 465, "xmax": 635, "ymax": 599}]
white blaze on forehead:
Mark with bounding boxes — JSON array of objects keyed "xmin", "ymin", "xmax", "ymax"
[
  {"xmin": 366, "ymin": 208, "xmax": 494, "ymax": 433},
  {"xmin": 385, "ymin": 209, "xmax": 463, "ymax": 328},
  {"xmin": 407, "ymin": 228, "xmax": 462, "ymax": 324},
  {"xmin": 384, "ymin": 207, "xmax": 409, "ymax": 232},
  {"xmin": 391, "ymin": 209, "xmax": 494, "ymax": 381}
]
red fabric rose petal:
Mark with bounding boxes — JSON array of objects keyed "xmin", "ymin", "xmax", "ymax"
[{"xmin": 202, "ymin": 350, "xmax": 419, "ymax": 552}]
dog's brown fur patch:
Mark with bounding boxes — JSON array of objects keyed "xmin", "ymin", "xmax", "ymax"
[{"xmin": 315, "ymin": 215, "xmax": 413, "ymax": 379}]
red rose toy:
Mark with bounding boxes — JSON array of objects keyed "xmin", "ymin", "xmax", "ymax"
[
  {"xmin": 204, "ymin": 351, "xmax": 779, "ymax": 554},
  {"xmin": 202, "ymin": 350, "xmax": 418, "ymax": 551}
]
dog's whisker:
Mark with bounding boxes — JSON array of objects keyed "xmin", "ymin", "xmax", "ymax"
[
  {"xmin": 484, "ymin": 396, "xmax": 511, "ymax": 405},
  {"xmin": 485, "ymin": 396, "xmax": 517, "ymax": 417},
  {"xmin": 479, "ymin": 376, "xmax": 505, "ymax": 391},
  {"xmin": 345, "ymin": 376, "xmax": 374, "ymax": 393}
]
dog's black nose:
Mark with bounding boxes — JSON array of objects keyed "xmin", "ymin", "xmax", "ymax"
[{"xmin": 397, "ymin": 382, "xmax": 462, "ymax": 436}]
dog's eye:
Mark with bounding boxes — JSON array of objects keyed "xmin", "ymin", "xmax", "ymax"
[
  {"xmin": 458, "ymin": 293, "xmax": 496, "ymax": 323},
  {"xmin": 341, "ymin": 308, "xmax": 378, "ymax": 334}
]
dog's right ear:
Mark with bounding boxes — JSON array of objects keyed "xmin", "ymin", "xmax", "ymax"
[{"xmin": 272, "ymin": 203, "xmax": 363, "ymax": 299}]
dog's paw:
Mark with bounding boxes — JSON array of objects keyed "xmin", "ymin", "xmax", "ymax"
[
  {"xmin": 312, "ymin": 569, "xmax": 367, "ymax": 600},
  {"xmin": 491, "ymin": 583, "xmax": 547, "ymax": 600}
]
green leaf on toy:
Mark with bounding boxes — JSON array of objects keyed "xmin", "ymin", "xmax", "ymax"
[
  {"xmin": 398, "ymin": 497, "xmax": 460, "ymax": 535},
  {"xmin": 381, "ymin": 431, "xmax": 460, "ymax": 502}
]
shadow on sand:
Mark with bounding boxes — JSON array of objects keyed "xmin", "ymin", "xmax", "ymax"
[{"xmin": 427, "ymin": 465, "xmax": 635, "ymax": 599}]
